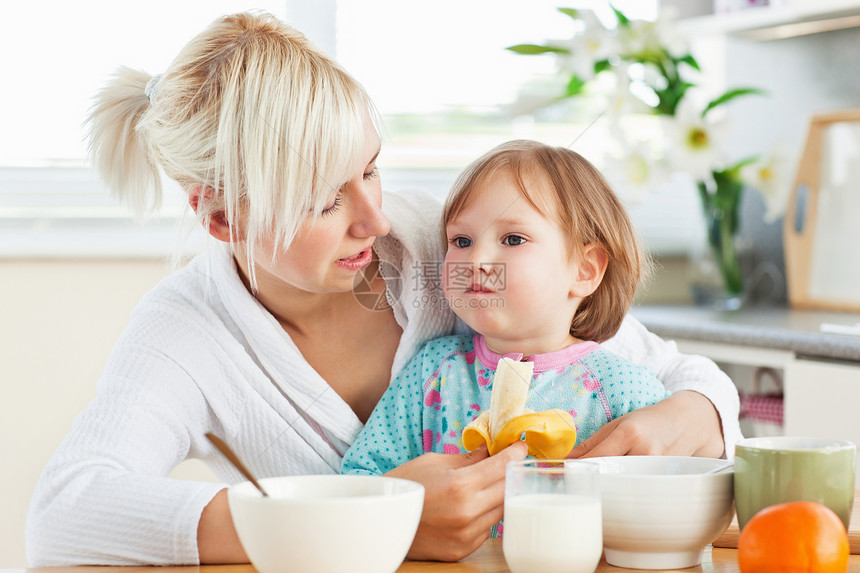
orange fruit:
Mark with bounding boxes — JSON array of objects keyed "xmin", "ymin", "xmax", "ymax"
[{"xmin": 738, "ymin": 501, "xmax": 849, "ymax": 573}]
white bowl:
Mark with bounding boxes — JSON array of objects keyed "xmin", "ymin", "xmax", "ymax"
[
  {"xmin": 228, "ymin": 475, "xmax": 424, "ymax": 573},
  {"xmin": 592, "ymin": 456, "xmax": 734, "ymax": 570}
]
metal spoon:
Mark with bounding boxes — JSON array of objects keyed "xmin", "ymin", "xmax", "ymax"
[
  {"xmin": 205, "ymin": 432, "xmax": 270, "ymax": 497},
  {"xmin": 704, "ymin": 460, "xmax": 734, "ymax": 474}
]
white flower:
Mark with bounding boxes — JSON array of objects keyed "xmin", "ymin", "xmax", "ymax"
[
  {"xmin": 510, "ymin": 5, "xmax": 778, "ymax": 228},
  {"xmin": 605, "ymin": 63, "xmax": 653, "ymax": 120},
  {"xmin": 741, "ymin": 148, "xmax": 796, "ymax": 223},
  {"xmin": 604, "ymin": 139, "xmax": 670, "ymax": 202},
  {"xmin": 639, "ymin": 60, "xmax": 665, "ymax": 88},
  {"xmin": 663, "ymin": 98, "xmax": 728, "ymax": 181},
  {"xmin": 618, "ymin": 19, "xmax": 661, "ymax": 58},
  {"xmin": 552, "ymin": 10, "xmax": 619, "ymax": 82},
  {"xmin": 616, "ymin": 8, "xmax": 688, "ymax": 60}
]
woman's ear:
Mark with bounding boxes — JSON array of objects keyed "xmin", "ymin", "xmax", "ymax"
[
  {"xmin": 570, "ymin": 243, "xmax": 609, "ymax": 298},
  {"xmin": 188, "ymin": 186, "xmax": 236, "ymax": 242}
]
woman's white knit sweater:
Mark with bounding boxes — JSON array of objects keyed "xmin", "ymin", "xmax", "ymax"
[{"xmin": 26, "ymin": 189, "xmax": 741, "ymax": 566}]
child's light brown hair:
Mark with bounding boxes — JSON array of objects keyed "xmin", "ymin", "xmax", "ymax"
[{"xmin": 442, "ymin": 140, "xmax": 648, "ymax": 342}]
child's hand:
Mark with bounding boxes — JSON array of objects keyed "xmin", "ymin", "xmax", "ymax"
[
  {"xmin": 384, "ymin": 441, "xmax": 528, "ymax": 562},
  {"xmin": 568, "ymin": 390, "xmax": 725, "ymax": 459}
]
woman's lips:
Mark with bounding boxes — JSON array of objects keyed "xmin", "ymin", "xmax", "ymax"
[{"xmin": 336, "ymin": 248, "xmax": 373, "ymax": 271}]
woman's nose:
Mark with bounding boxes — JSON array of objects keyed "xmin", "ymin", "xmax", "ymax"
[{"xmin": 349, "ymin": 188, "xmax": 390, "ymax": 238}]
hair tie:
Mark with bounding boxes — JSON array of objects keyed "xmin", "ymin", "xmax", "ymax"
[{"xmin": 144, "ymin": 74, "xmax": 162, "ymax": 104}]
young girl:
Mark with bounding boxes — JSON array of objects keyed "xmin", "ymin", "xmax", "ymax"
[
  {"xmin": 26, "ymin": 11, "xmax": 738, "ymax": 567},
  {"xmin": 342, "ymin": 140, "xmax": 669, "ymax": 477}
]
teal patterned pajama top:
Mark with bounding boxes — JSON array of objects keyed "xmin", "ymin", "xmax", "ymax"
[{"xmin": 342, "ymin": 334, "xmax": 669, "ymax": 477}]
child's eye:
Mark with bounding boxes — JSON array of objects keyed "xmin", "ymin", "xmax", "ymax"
[
  {"xmin": 502, "ymin": 234, "xmax": 526, "ymax": 246},
  {"xmin": 450, "ymin": 236, "xmax": 472, "ymax": 248}
]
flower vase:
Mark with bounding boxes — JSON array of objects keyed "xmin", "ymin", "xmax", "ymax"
[{"xmin": 690, "ymin": 176, "xmax": 746, "ymax": 310}]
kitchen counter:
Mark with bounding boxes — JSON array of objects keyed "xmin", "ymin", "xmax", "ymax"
[
  {"xmin": 631, "ymin": 305, "xmax": 860, "ymax": 363},
  {"xmin": 632, "ymin": 305, "xmax": 860, "ymax": 473}
]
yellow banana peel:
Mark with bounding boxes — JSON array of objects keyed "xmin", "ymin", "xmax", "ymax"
[{"xmin": 462, "ymin": 408, "xmax": 577, "ymax": 459}]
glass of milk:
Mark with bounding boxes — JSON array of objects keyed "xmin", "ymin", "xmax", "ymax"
[{"xmin": 503, "ymin": 460, "xmax": 602, "ymax": 573}]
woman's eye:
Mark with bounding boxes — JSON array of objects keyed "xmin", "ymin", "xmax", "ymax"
[
  {"xmin": 363, "ymin": 166, "xmax": 379, "ymax": 180},
  {"xmin": 450, "ymin": 236, "xmax": 472, "ymax": 248},
  {"xmin": 322, "ymin": 194, "xmax": 343, "ymax": 216},
  {"xmin": 503, "ymin": 235, "xmax": 526, "ymax": 246}
]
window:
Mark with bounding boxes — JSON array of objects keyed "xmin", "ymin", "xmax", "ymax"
[
  {"xmin": 329, "ymin": 0, "xmax": 701, "ymax": 255},
  {"xmin": 1, "ymin": 1, "xmax": 702, "ymax": 257},
  {"xmin": 0, "ymin": 1, "xmax": 288, "ymax": 257}
]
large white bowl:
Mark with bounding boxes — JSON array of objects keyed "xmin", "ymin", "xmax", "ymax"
[
  {"xmin": 228, "ymin": 475, "xmax": 424, "ymax": 573},
  {"xmin": 593, "ymin": 456, "xmax": 734, "ymax": 570}
]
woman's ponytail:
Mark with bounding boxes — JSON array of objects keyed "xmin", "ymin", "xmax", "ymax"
[
  {"xmin": 83, "ymin": 11, "xmax": 375, "ymax": 279},
  {"xmin": 86, "ymin": 66, "xmax": 162, "ymax": 217}
]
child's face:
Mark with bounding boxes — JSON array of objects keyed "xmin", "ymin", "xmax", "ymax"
[{"xmin": 443, "ymin": 172, "xmax": 585, "ymax": 355}]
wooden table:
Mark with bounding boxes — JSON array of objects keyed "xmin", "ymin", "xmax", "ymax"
[
  {"xmin": 397, "ymin": 539, "xmax": 860, "ymax": 572},
  {"xmin": 7, "ymin": 496, "xmax": 860, "ymax": 573},
  {"xmin": 6, "ymin": 541, "xmax": 860, "ymax": 573}
]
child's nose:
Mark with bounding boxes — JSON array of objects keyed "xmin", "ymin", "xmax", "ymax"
[{"xmin": 467, "ymin": 242, "xmax": 497, "ymax": 274}]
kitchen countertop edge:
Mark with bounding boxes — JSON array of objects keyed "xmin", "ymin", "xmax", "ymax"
[{"xmin": 630, "ymin": 305, "xmax": 860, "ymax": 363}]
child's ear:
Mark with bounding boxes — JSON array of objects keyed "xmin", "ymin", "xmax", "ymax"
[
  {"xmin": 570, "ymin": 243, "xmax": 609, "ymax": 298},
  {"xmin": 188, "ymin": 186, "xmax": 240, "ymax": 242}
]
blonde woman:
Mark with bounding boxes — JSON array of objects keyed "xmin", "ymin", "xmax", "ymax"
[{"xmin": 27, "ymin": 11, "xmax": 740, "ymax": 567}]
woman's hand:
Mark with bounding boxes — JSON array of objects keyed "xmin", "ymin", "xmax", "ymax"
[
  {"xmin": 385, "ymin": 441, "xmax": 528, "ymax": 562},
  {"xmin": 569, "ymin": 390, "xmax": 725, "ymax": 459},
  {"xmin": 197, "ymin": 489, "xmax": 249, "ymax": 564}
]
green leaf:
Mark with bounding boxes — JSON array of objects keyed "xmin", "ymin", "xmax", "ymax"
[
  {"xmin": 557, "ymin": 7, "xmax": 579, "ymax": 20},
  {"xmin": 724, "ymin": 156, "xmax": 760, "ymax": 175},
  {"xmin": 593, "ymin": 59, "xmax": 612, "ymax": 75},
  {"xmin": 678, "ymin": 54, "xmax": 700, "ymax": 71},
  {"xmin": 506, "ymin": 43, "xmax": 570, "ymax": 55},
  {"xmin": 655, "ymin": 81, "xmax": 695, "ymax": 116},
  {"xmin": 565, "ymin": 74, "xmax": 587, "ymax": 97},
  {"xmin": 702, "ymin": 88, "xmax": 766, "ymax": 117},
  {"xmin": 610, "ymin": 4, "xmax": 631, "ymax": 27}
]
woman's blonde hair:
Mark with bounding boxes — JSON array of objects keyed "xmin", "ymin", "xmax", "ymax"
[
  {"xmin": 86, "ymin": 11, "xmax": 375, "ymax": 283},
  {"xmin": 442, "ymin": 140, "xmax": 649, "ymax": 342}
]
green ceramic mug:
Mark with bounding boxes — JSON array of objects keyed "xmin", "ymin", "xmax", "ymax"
[{"xmin": 734, "ymin": 437, "xmax": 855, "ymax": 530}]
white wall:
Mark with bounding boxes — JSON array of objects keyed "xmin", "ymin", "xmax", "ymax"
[{"xmin": 0, "ymin": 258, "xmax": 220, "ymax": 567}]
